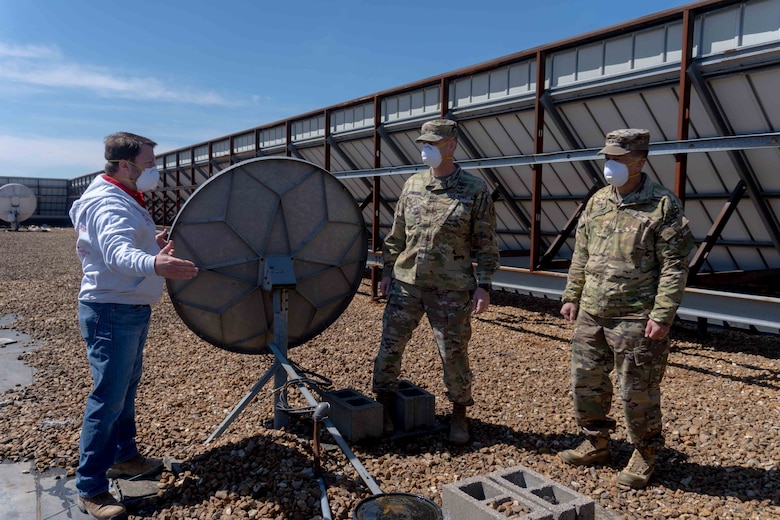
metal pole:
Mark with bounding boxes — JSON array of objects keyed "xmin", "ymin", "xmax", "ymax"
[
  {"xmin": 205, "ymin": 360, "xmax": 280, "ymax": 443},
  {"xmin": 267, "ymin": 342, "xmax": 383, "ymax": 495},
  {"xmin": 273, "ymin": 288, "xmax": 289, "ymax": 429}
]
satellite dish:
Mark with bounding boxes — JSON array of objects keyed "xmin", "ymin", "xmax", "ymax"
[
  {"xmin": 166, "ymin": 157, "xmax": 368, "ymax": 355},
  {"xmin": 0, "ymin": 183, "xmax": 37, "ymax": 231}
]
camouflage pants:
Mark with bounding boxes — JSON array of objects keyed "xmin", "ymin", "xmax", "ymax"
[
  {"xmin": 372, "ymin": 280, "xmax": 474, "ymax": 406},
  {"xmin": 570, "ymin": 310, "xmax": 669, "ymax": 447}
]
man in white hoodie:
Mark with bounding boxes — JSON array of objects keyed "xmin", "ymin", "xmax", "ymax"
[{"xmin": 69, "ymin": 132, "xmax": 198, "ymax": 520}]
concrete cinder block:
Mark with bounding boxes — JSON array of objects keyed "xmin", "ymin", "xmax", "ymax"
[
  {"xmin": 321, "ymin": 388, "xmax": 382, "ymax": 442},
  {"xmin": 391, "ymin": 380, "xmax": 435, "ymax": 431},
  {"xmin": 488, "ymin": 466, "xmax": 596, "ymax": 520},
  {"xmin": 442, "ymin": 475, "xmax": 554, "ymax": 520}
]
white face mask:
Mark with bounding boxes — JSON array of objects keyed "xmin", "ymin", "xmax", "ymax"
[
  {"xmin": 421, "ymin": 143, "xmax": 442, "ymax": 168},
  {"xmin": 603, "ymin": 159, "xmax": 629, "ymax": 187},
  {"xmin": 134, "ymin": 166, "xmax": 160, "ymax": 192}
]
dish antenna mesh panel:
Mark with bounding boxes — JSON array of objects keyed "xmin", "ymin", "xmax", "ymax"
[
  {"xmin": 0, "ymin": 183, "xmax": 37, "ymax": 230},
  {"xmin": 167, "ymin": 157, "xmax": 368, "ymax": 354}
]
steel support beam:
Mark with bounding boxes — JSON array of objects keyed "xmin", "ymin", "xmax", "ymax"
[
  {"xmin": 688, "ymin": 63, "xmax": 780, "ymax": 253},
  {"xmin": 455, "ymin": 128, "xmax": 534, "ymax": 233},
  {"xmin": 330, "ymin": 133, "xmax": 780, "ymax": 179},
  {"xmin": 538, "ymin": 184, "xmax": 601, "ymax": 269},
  {"xmin": 376, "ymin": 125, "xmax": 413, "ymax": 165},
  {"xmin": 371, "ymin": 97, "xmax": 383, "ymax": 298},
  {"xmin": 530, "ymin": 50, "xmax": 546, "ymax": 271},
  {"xmin": 689, "ymin": 180, "xmax": 747, "ymax": 277},
  {"xmin": 675, "ymin": 8, "xmax": 694, "ymax": 204},
  {"xmin": 326, "ymin": 136, "xmax": 359, "ymax": 170},
  {"xmin": 490, "ymin": 267, "xmax": 780, "ymax": 334}
]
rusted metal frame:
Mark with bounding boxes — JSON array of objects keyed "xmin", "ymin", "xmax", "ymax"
[
  {"xmin": 150, "ymin": 1, "xmax": 743, "ymax": 169},
  {"xmin": 440, "ymin": 77, "xmax": 449, "ymax": 118},
  {"xmin": 539, "ymin": 93, "xmax": 605, "ymax": 187},
  {"xmin": 208, "ymin": 142, "xmax": 214, "ymax": 177},
  {"xmin": 358, "ymin": 194, "xmax": 372, "ymax": 211},
  {"xmin": 376, "ymin": 125, "xmax": 413, "ymax": 165},
  {"xmin": 186, "ymin": 147, "xmax": 195, "ymax": 212},
  {"xmin": 675, "ymin": 8, "xmax": 694, "ymax": 204},
  {"xmin": 688, "ymin": 267, "xmax": 780, "ymax": 294},
  {"xmin": 444, "ymin": 79, "xmax": 533, "ymax": 238},
  {"xmin": 688, "ymin": 63, "xmax": 780, "ymax": 253},
  {"xmin": 167, "ymin": 158, "xmax": 177, "ymax": 226},
  {"xmin": 374, "ymin": 122, "xmax": 420, "ymax": 219},
  {"xmin": 538, "ymin": 184, "xmax": 602, "ymax": 269},
  {"xmin": 534, "ymin": 92, "xmax": 605, "ymax": 270},
  {"xmin": 675, "ymin": 7, "xmax": 701, "ymax": 330},
  {"xmin": 689, "ymin": 180, "xmax": 748, "ymax": 277},
  {"xmin": 165, "ymin": 156, "xmax": 177, "ymax": 225},
  {"xmin": 328, "ymin": 132, "xmax": 396, "ymax": 237},
  {"xmin": 445, "ymin": 80, "xmax": 531, "ymax": 267},
  {"xmin": 287, "ymin": 142, "xmax": 304, "ymax": 159},
  {"xmin": 194, "ymin": 164, "xmax": 209, "ymax": 184},
  {"xmin": 285, "ymin": 121, "xmax": 292, "ymax": 158},
  {"xmin": 254, "ymin": 129, "xmax": 263, "ymax": 157},
  {"xmin": 209, "ymin": 158, "xmax": 225, "ymax": 173},
  {"xmin": 324, "ymin": 109, "xmax": 331, "ymax": 172},
  {"xmin": 357, "ymin": 176, "xmax": 395, "ymax": 221},
  {"xmin": 455, "ymin": 130, "xmax": 534, "ymax": 238},
  {"xmin": 371, "ymin": 95, "xmax": 383, "ymax": 298},
  {"xmin": 327, "ymin": 136, "xmax": 359, "ymax": 170},
  {"xmin": 530, "ymin": 50, "xmax": 546, "ymax": 272},
  {"xmin": 329, "ymin": 128, "xmax": 397, "ymax": 223}
]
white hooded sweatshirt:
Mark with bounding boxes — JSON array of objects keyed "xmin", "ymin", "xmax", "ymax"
[{"xmin": 69, "ymin": 175, "xmax": 163, "ymax": 304}]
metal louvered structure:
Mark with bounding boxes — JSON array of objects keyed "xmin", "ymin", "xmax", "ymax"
[{"xmin": 72, "ymin": 0, "xmax": 780, "ymax": 334}]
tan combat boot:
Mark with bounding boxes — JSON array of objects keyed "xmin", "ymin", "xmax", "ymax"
[
  {"xmin": 449, "ymin": 404, "xmax": 469, "ymax": 445},
  {"xmin": 375, "ymin": 392, "xmax": 395, "ymax": 436},
  {"xmin": 617, "ymin": 445, "xmax": 655, "ymax": 489},
  {"xmin": 77, "ymin": 491, "xmax": 127, "ymax": 520},
  {"xmin": 559, "ymin": 434, "xmax": 611, "ymax": 466}
]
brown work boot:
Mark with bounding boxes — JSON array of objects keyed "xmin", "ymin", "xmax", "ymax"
[
  {"xmin": 449, "ymin": 404, "xmax": 469, "ymax": 445},
  {"xmin": 617, "ymin": 445, "xmax": 656, "ymax": 489},
  {"xmin": 77, "ymin": 491, "xmax": 127, "ymax": 520},
  {"xmin": 106, "ymin": 453, "xmax": 163, "ymax": 479},
  {"xmin": 559, "ymin": 435, "xmax": 611, "ymax": 466},
  {"xmin": 375, "ymin": 392, "xmax": 395, "ymax": 436}
]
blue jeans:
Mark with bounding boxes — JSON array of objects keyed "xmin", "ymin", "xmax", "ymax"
[{"xmin": 76, "ymin": 302, "xmax": 151, "ymax": 498}]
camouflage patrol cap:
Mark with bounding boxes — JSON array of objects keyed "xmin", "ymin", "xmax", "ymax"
[
  {"xmin": 598, "ymin": 128, "xmax": 650, "ymax": 155},
  {"xmin": 415, "ymin": 119, "xmax": 459, "ymax": 143}
]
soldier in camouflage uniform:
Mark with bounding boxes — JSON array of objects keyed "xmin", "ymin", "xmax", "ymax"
[
  {"xmin": 559, "ymin": 129, "xmax": 694, "ymax": 489},
  {"xmin": 372, "ymin": 118, "xmax": 499, "ymax": 445}
]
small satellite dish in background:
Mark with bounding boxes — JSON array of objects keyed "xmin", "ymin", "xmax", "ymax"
[{"xmin": 0, "ymin": 183, "xmax": 37, "ymax": 232}]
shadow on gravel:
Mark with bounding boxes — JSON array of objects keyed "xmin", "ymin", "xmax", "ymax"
[
  {"xmin": 667, "ymin": 357, "xmax": 779, "ymax": 391},
  {"xmin": 467, "ymin": 420, "xmax": 780, "ymax": 506},
  {"xmin": 151, "ymin": 434, "xmax": 321, "ymax": 519},
  {"xmin": 671, "ymin": 322, "xmax": 780, "ymax": 360},
  {"xmin": 658, "ymin": 460, "xmax": 779, "ymax": 505}
]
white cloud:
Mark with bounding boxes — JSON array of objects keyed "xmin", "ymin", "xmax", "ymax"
[
  {"xmin": 0, "ymin": 42, "xmax": 61, "ymax": 59},
  {"xmin": 0, "ymin": 41, "xmax": 235, "ymax": 106},
  {"xmin": 0, "ymin": 134, "xmax": 103, "ymax": 179}
]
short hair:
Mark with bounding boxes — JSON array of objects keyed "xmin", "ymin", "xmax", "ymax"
[{"xmin": 104, "ymin": 132, "xmax": 157, "ymax": 174}]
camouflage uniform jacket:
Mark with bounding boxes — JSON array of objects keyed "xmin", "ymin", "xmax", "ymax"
[
  {"xmin": 561, "ymin": 174, "xmax": 694, "ymax": 326},
  {"xmin": 382, "ymin": 166, "xmax": 499, "ymax": 291}
]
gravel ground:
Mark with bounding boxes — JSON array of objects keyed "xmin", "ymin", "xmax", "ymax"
[{"xmin": 0, "ymin": 227, "xmax": 778, "ymax": 520}]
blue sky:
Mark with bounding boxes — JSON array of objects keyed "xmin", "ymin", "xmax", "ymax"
[{"xmin": 0, "ymin": 0, "xmax": 691, "ymax": 180}]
